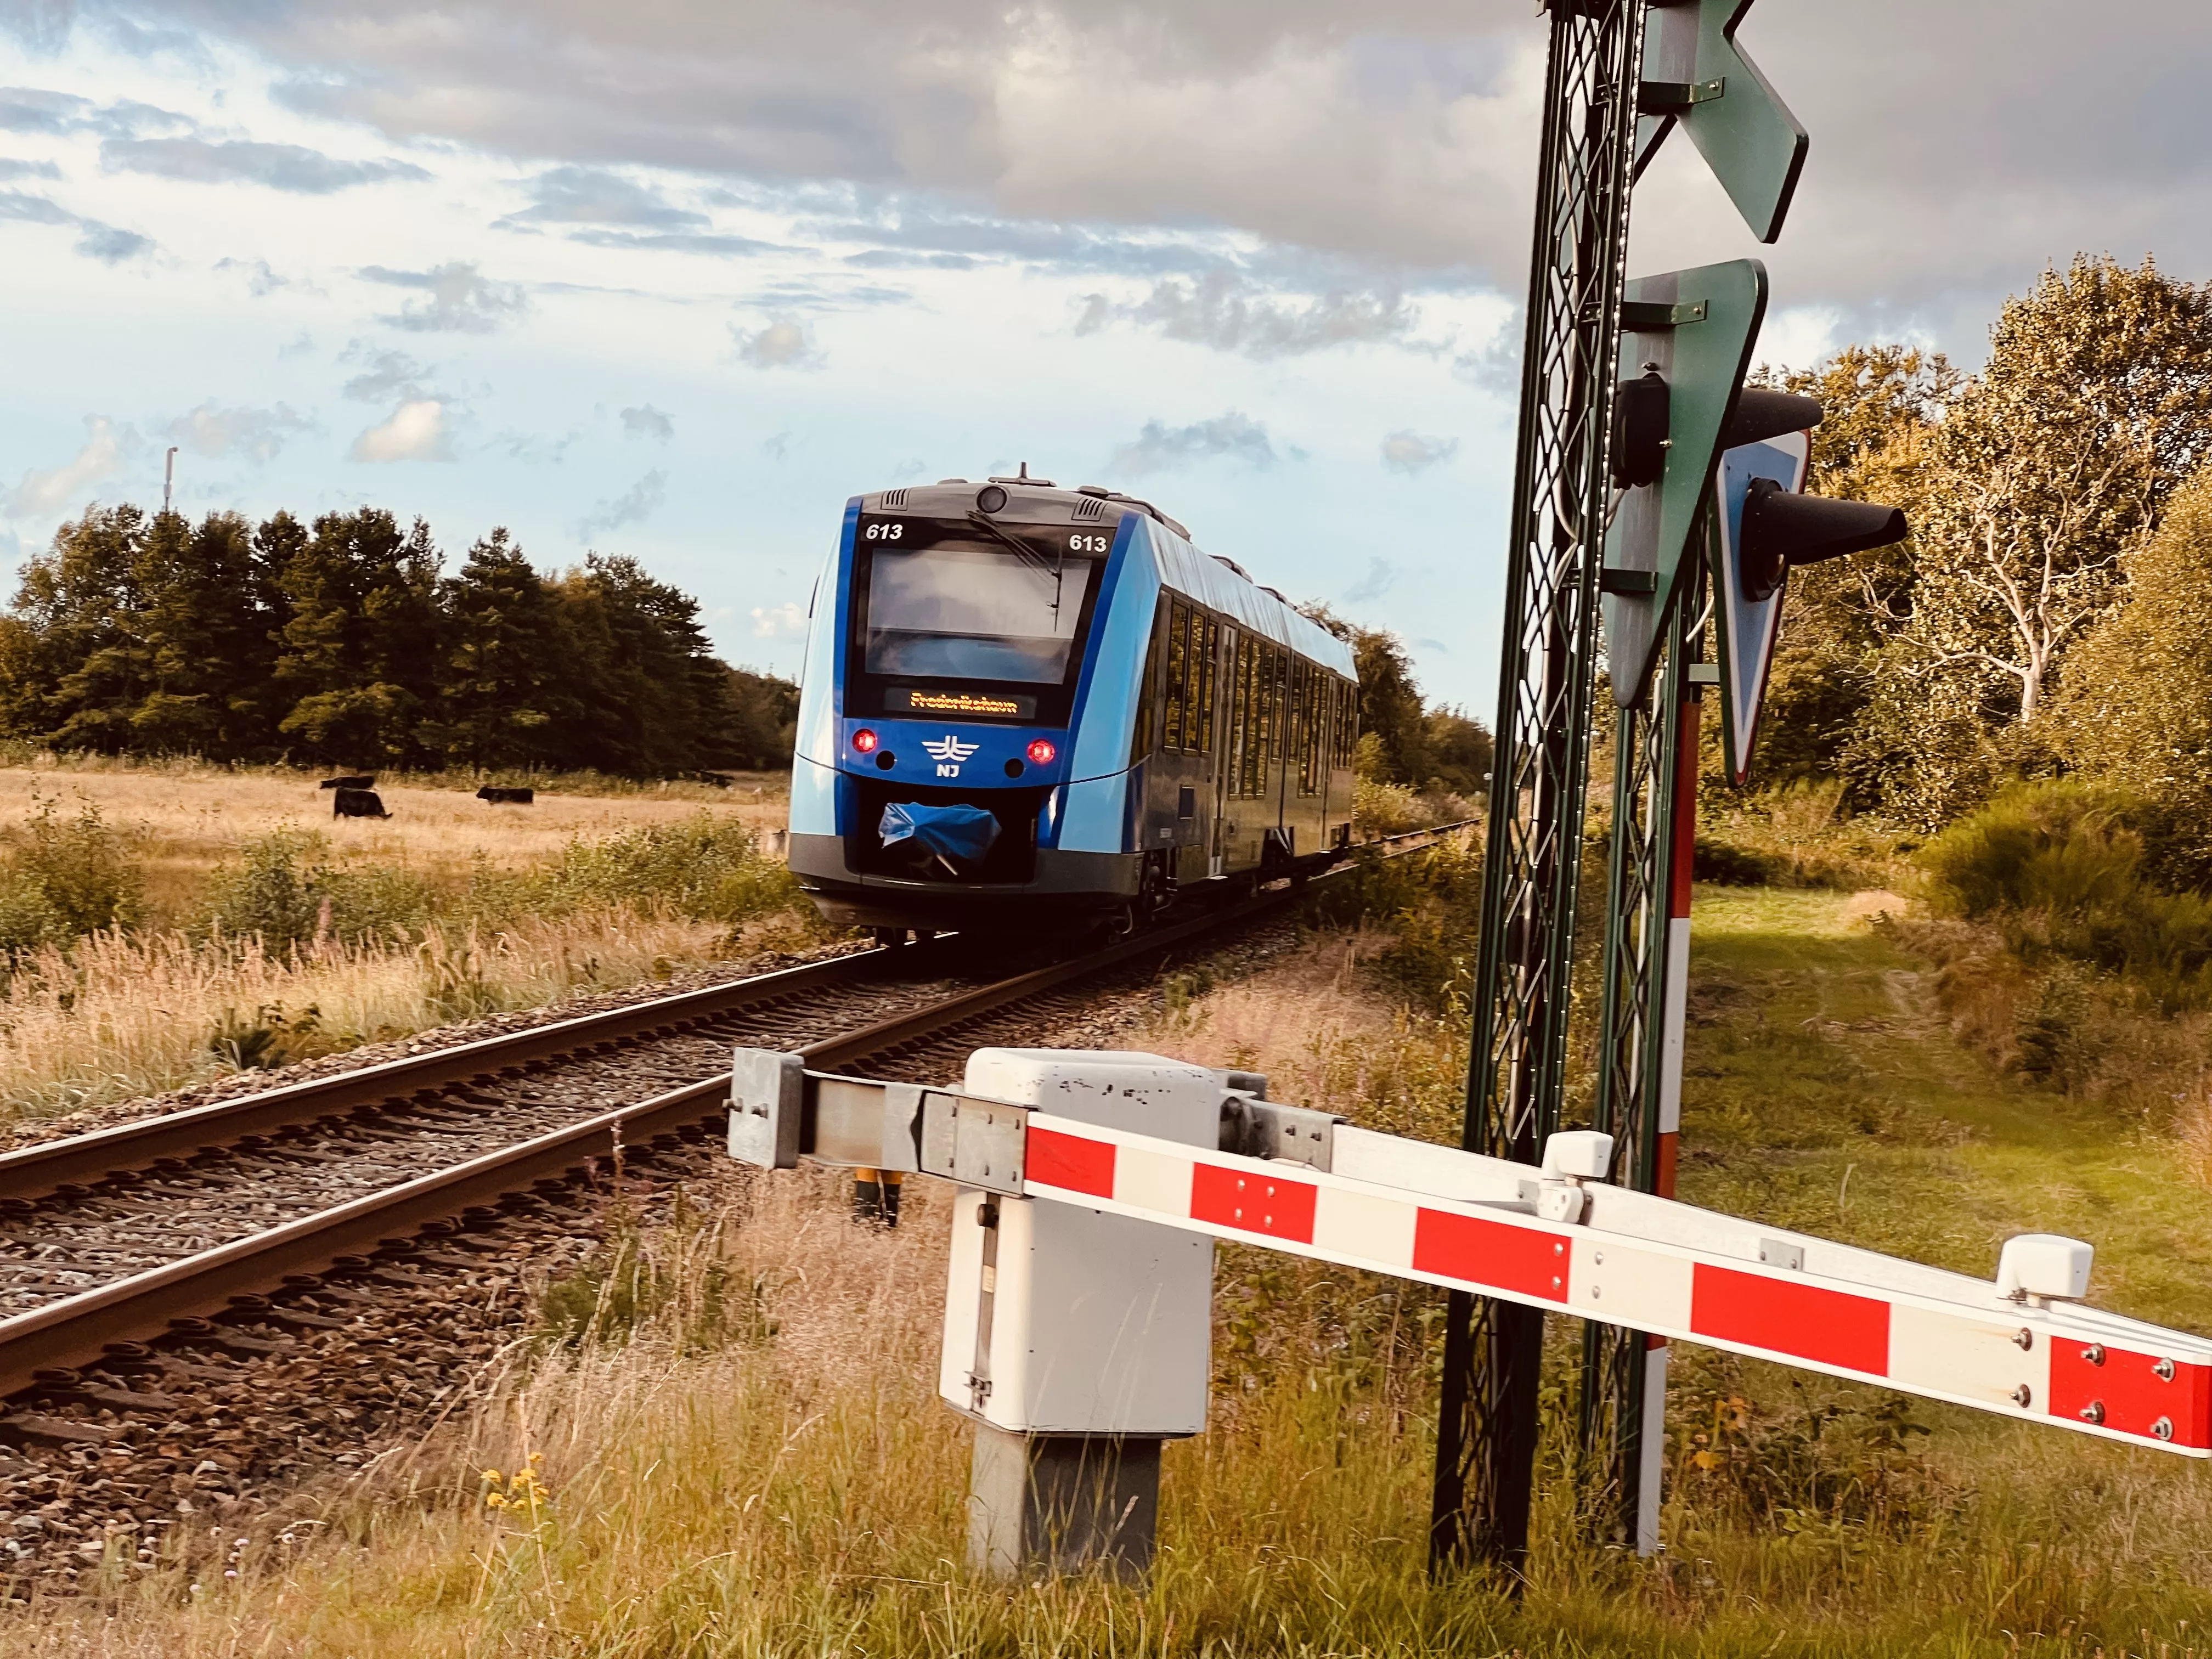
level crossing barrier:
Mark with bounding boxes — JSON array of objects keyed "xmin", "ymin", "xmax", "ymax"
[{"xmin": 729, "ymin": 1046, "xmax": 2211, "ymax": 1578}]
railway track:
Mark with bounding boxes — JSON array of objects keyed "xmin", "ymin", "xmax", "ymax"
[
  {"xmin": 0, "ymin": 820, "xmax": 1471, "ymax": 1406},
  {"xmin": 0, "ymin": 822, "xmax": 1471, "ymax": 1582}
]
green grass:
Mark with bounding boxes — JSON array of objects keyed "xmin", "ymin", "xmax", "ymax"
[
  {"xmin": 1679, "ymin": 887, "xmax": 2212, "ymax": 1331},
  {"xmin": 20, "ymin": 890, "xmax": 2212, "ymax": 1656}
]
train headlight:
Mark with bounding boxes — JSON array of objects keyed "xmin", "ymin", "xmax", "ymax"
[
  {"xmin": 852, "ymin": 729, "xmax": 879, "ymax": 754},
  {"xmin": 1026, "ymin": 738, "xmax": 1057, "ymax": 765},
  {"xmin": 977, "ymin": 484, "xmax": 1008, "ymax": 514}
]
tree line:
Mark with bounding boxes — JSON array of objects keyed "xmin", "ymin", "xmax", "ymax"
[
  {"xmin": 0, "ymin": 505, "xmax": 798, "ymax": 775},
  {"xmin": 1746, "ymin": 255, "xmax": 2212, "ymax": 876}
]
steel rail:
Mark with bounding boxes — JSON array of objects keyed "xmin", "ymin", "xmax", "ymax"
[
  {"xmin": 0, "ymin": 827, "xmax": 1477, "ymax": 1398},
  {"xmin": 0, "ymin": 945, "xmax": 895, "ymax": 1204}
]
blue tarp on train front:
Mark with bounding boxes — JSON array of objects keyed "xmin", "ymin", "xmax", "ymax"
[{"xmin": 879, "ymin": 802, "xmax": 1001, "ymax": 868}]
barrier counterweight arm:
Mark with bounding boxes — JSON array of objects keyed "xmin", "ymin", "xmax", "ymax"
[{"xmin": 730, "ymin": 1049, "xmax": 2212, "ymax": 1460}]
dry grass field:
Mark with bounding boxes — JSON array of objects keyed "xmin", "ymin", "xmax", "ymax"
[
  {"xmin": 0, "ymin": 758, "xmax": 786, "ymax": 930},
  {"xmin": 0, "ymin": 758, "xmax": 814, "ymax": 1126}
]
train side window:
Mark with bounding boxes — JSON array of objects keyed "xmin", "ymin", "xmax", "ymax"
[
  {"xmin": 1274, "ymin": 648, "xmax": 1289, "ymax": 783},
  {"xmin": 1133, "ymin": 601, "xmax": 1167, "ymax": 761},
  {"xmin": 1249, "ymin": 639, "xmax": 1266, "ymax": 797},
  {"xmin": 1198, "ymin": 618, "xmax": 1219, "ymax": 753},
  {"xmin": 1268, "ymin": 647, "xmax": 1282, "ymax": 790},
  {"xmin": 1181, "ymin": 607, "xmax": 1204, "ymax": 752},
  {"xmin": 1229, "ymin": 632, "xmax": 1251, "ymax": 795},
  {"xmin": 1295, "ymin": 661, "xmax": 1310, "ymax": 794},
  {"xmin": 1255, "ymin": 642, "xmax": 1276, "ymax": 797},
  {"xmin": 1164, "ymin": 600, "xmax": 1188, "ymax": 751},
  {"xmin": 1300, "ymin": 668, "xmax": 1318, "ymax": 792}
]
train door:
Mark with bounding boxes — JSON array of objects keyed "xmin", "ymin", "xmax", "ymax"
[{"xmin": 1288, "ymin": 660, "xmax": 1324, "ymax": 860}]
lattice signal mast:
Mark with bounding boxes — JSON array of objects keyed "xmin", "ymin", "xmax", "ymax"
[
  {"xmin": 1433, "ymin": 0, "xmax": 1646, "ymax": 1579},
  {"xmin": 1442, "ymin": 0, "xmax": 1881, "ymax": 1574}
]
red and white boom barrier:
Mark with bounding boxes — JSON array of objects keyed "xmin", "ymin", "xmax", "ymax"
[{"xmin": 729, "ymin": 1046, "xmax": 2210, "ymax": 1575}]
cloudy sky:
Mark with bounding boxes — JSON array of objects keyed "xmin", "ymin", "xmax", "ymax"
[{"xmin": 2, "ymin": 2, "xmax": 2206, "ymax": 713}]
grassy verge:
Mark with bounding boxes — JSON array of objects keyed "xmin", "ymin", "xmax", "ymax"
[
  {"xmin": 13, "ymin": 882, "xmax": 2212, "ymax": 1654},
  {"xmin": 0, "ymin": 781, "xmax": 826, "ymax": 1126}
]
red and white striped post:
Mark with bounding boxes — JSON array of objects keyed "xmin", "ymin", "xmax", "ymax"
[{"xmin": 1633, "ymin": 690, "xmax": 1701, "ymax": 1551}]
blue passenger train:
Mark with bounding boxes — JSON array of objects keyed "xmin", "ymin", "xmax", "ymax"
[{"xmin": 787, "ymin": 470, "xmax": 1359, "ymax": 937}]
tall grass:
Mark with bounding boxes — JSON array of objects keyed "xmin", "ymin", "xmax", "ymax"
[
  {"xmin": 20, "ymin": 1169, "xmax": 2212, "ymax": 1656},
  {"xmin": 1695, "ymin": 778, "xmax": 1915, "ymax": 891},
  {"xmin": 0, "ymin": 911, "xmax": 764, "ymax": 1126},
  {"xmin": 1354, "ymin": 776, "xmax": 1480, "ymax": 837},
  {"xmin": 0, "ymin": 804, "xmax": 826, "ymax": 1126},
  {"xmin": 12, "ymin": 888, "xmax": 2212, "ymax": 1652}
]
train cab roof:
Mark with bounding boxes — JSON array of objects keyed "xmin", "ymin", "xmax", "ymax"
[{"xmin": 858, "ymin": 476, "xmax": 1355, "ymax": 680}]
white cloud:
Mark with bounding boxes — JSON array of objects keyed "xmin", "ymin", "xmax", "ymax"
[
  {"xmin": 505, "ymin": 166, "xmax": 706, "ymax": 228},
  {"xmin": 1109, "ymin": 411, "xmax": 1277, "ymax": 477},
  {"xmin": 100, "ymin": 137, "xmax": 428, "ymax": 193},
  {"xmin": 751, "ymin": 601, "xmax": 807, "ymax": 637},
  {"xmin": 575, "ymin": 469, "xmax": 667, "ymax": 539},
  {"xmin": 1380, "ymin": 431, "xmax": 1458, "ymax": 475},
  {"xmin": 733, "ymin": 317, "xmax": 822, "ymax": 369},
  {"xmin": 339, "ymin": 345, "xmax": 432, "ymax": 402},
  {"xmin": 349, "ymin": 399, "xmax": 452, "ymax": 462},
  {"xmin": 217, "ymin": 256, "xmax": 313, "ymax": 297},
  {"xmin": 1077, "ymin": 270, "xmax": 1419, "ymax": 359},
  {"xmin": 0, "ymin": 185, "xmax": 156, "ymax": 263},
  {"xmin": 73, "ymin": 220, "xmax": 154, "ymax": 263},
  {"xmin": 1342, "ymin": 556, "xmax": 1395, "ymax": 603},
  {"xmin": 620, "ymin": 404, "xmax": 674, "ymax": 441},
  {"xmin": 360, "ymin": 261, "xmax": 528, "ymax": 333},
  {"xmin": 7, "ymin": 415, "xmax": 131, "ymax": 516},
  {"xmin": 166, "ymin": 401, "xmax": 314, "ymax": 463}
]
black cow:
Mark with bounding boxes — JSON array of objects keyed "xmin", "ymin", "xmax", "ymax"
[
  {"xmin": 332, "ymin": 788, "xmax": 391, "ymax": 820},
  {"xmin": 477, "ymin": 786, "xmax": 535, "ymax": 805},
  {"xmin": 319, "ymin": 775, "xmax": 375, "ymax": 790}
]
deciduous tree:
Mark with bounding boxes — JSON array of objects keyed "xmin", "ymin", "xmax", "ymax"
[{"xmin": 2057, "ymin": 464, "xmax": 2212, "ymax": 884}]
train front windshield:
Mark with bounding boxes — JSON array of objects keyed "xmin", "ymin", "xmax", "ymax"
[
  {"xmin": 866, "ymin": 542, "xmax": 1096, "ymax": 682},
  {"xmin": 849, "ymin": 516, "xmax": 1109, "ymax": 722}
]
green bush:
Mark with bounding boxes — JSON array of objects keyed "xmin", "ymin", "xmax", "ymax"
[
  {"xmin": 1695, "ymin": 780, "xmax": 1911, "ymax": 890},
  {"xmin": 1920, "ymin": 779, "xmax": 2212, "ymax": 1009},
  {"xmin": 1674, "ymin": 1380, "xmax": 1956, "ymax": 1538},
  {"xmin": 201, "ymin": 830, "xmax": 435, "ymax": 949},
  {"xmin": 1371, "ymin": 838, "xmax": 1485, "ymax": 1013},
  {"xmin": 542, "ymin": 814, "xmax": 806, "ymax": 927},
  {"xmin": 200, "ymin": 815, "xmax": 810, "ymax": 956},
  {"xmin": 0, "ymin": 797, "xmax": 142, "ymax": 957},
  {"xmin": 1692, "ymin": 837, "xmax": 1781, "ymax": 886}
]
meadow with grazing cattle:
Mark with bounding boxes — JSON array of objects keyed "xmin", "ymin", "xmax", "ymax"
[{"xmin": 0, "ymin": 753, "xmax": 819, "ymax": 1128}]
